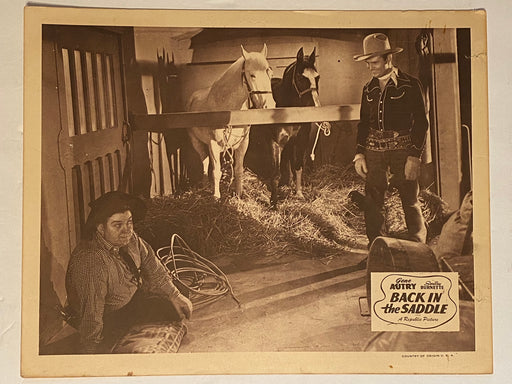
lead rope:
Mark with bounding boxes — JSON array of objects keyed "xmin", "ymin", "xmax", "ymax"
[
  {"xmin": 221, "ymin": 126, "xmax": 251, "ymax": 188},
  {"xmin": 310, "ymin": 121, "xmax": 332, "ymax": 161},
  {"xmin": 222, "ymin": 126, "xmax": 235, "ymax": 187}
]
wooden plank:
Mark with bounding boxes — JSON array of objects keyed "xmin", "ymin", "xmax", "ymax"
[
  {"xmin": 433, "ymin": 29, "xmax": 462, "ymax": 208},
  {"xmin": 84, "ymin": 51, "xmax": 98, "ymax": 132},
  {"xmin": 60, "ymin": 48, "xmax": 76, "ymax": 137},
  {"xmin": 112, "ymin": 150, "xmax": 121, "ymax": 190},
  {"xmin": 68, "ymin": 128, "xmax": 123, "ymax": 165},
  {"xmin": 169, "ymin": 152, "xmax": 176, "ymax": 193},
  {"xmin": 105, "ymin": 55, "xmax": 116, "ymax": 128},
  {"xmin": 82, "ymin": 162, "xmax": 93, "ymax": 227},
  {"xmin": 100, "ymin": 155, "xmax": 111, "ymax": 193},
  {"xmin": 131, "ymin": 105, "xmax": 360, "ymax": 132},
  {"xmin": 106, "ymin": 153, "xmax": 115, "ymax": 191},
  {"xmin": 73, "ymin": 50, "xmax": 88, "ymax": 135},
  {"xmin": 149, "ymin": 132, "xmax": 161, "ymax": 196},
  {"xmin": 91, "ymin": 159, "xmax": 103, "ymax": 199},
  {"xmin": 70, "ymin": 166, "xmax": 83, "ymax": 245},
  {"xmin": 95, "ymin": 53, "xmax": 108, "ymax": 130},
  {"xmin": 160, "ymin": 134, "xmax": 173, "ymax": 195}
]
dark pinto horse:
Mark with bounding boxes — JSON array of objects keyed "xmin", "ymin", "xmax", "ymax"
[{"xmin": 246, "ymin": 47, "xmax": 320, "ymax": 208}]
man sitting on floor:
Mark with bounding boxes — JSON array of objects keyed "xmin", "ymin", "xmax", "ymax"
[{"xmin": 65, "ymin": 191, "xmax": 192, "ymax": 354}]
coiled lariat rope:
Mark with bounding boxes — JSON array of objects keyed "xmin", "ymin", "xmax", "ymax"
[
  {"xmin": 157, "ymin": 234, "xmax": 241, "ymax": 309},
  {"xmin": 310, "ymin": 121, "xmax": 332, "ymax": 161}
]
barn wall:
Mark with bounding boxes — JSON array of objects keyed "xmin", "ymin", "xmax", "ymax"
[
  {"xmin": 125, "ymin": 28, "xmax": 434, "ymax": 194},
  {"xmin": 130, "ymin": 29, "xmax": 176, "ymax": 197},
  {"xmin": 122, "ymin": 29, "xmax": 151, "ymax": 197},
  {"xmin": 127, "ymin": 28, "xmax": 198, "ymax": 197},
  {"xmin": 389, "ymin": 29, "xmax": 422, "ymax": 76},
  {"xmin": 178, "ymin": 33, "xmax": 366, "ymax": 167},
  {"xmin": 177, "ymin": 30, "xmax": 425, "ymax": 167},
  {"xmin": 180, "ymin": 36, "xmax": 318, "ymax": 108},
  {"xmin": 311, "ymin": 34, "xmax": 368, "ymax": 165},
  {"xmin": 179, "ymin": 33, "xmax": 369, "ymax": 109}
]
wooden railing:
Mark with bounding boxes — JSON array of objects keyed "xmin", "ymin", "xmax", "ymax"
[
  {"xmin": 129, "ymin": 104, "xmax": 360, "ymax": 197},
  {"xmin": 130, "ymin": 105, "xmax": 360, "ymax": 132}
]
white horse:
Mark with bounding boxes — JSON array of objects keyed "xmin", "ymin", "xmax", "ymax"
[{"xmin": 187, "ymin": 44, "xmax": 275, "ymax": 200}]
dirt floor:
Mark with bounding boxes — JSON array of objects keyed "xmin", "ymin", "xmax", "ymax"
[
  {"xmin": 179, "ymin": 248, "xmax": 371, "ymax": 352},
  {"xmin": 43, "ymin": 164, "xmax": 460, "ymax": 355},
  {"xmin": 145, "ymin": 165, "xmax": 375, "ymax": 352},
  {"xmin": 42, "ymin": 165, "xmax": 376, "ymax": 354},
  {"xmin": 41, "ymin": 164, "xmax": 472, "ymax": 356}
]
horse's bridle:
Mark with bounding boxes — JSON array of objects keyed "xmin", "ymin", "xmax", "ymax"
[
  {"xmin": 241, "ymin": 60, "xmax": 273, "ymax": 107},
  {"xmin": 288, "ymin": 63, "xmax": 318, "ymax": 99}
]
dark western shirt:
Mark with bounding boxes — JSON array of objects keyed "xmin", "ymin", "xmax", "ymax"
[
  {"xmin": 356, "ymin": 68, "xmax": 428, "ymax": 158},
  {"xmin": 65, "ymin": 231, "xmax": 180, "ymax": 353}
]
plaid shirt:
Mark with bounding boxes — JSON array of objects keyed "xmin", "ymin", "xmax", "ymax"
[{"xmin": 65, "ymin": 231, "xmax": 180, "ymax": 353}]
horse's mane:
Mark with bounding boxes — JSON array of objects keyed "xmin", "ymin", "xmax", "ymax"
[
  {"xmin": 270, "ymin": 77, "xmax": 284, "ymax": 107},
  {"xmin": 210, "ymin": 56, "xmax": 244, "ymax": 91},
  {"xmin": 207, "ymin": 56, "xmax": 245, "ymax": 105}
]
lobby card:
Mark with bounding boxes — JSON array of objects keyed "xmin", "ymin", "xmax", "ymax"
[{"xmin": 22, "ymin": 6, "xmax": 491, "ymax": 376}]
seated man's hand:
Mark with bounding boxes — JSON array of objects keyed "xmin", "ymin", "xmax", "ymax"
[{"xmin": 171, "ymin": 293, "xmax": 193, "ymax": 320}]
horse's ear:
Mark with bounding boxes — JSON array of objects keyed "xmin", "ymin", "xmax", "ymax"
[
  {"xmin": 309, "ymin": 47, "xmax": 316, "ymax": 65},
  {"xmin": 297, "ymin": 47, "xmax": 304, "ymax": 62},
  {"xmin": 241, "ymin": 45, "xmax": 249, "ymax": 60},
  {"xmin": 261, "ymin": 43, "xmax": 268, "ymax": 58}
]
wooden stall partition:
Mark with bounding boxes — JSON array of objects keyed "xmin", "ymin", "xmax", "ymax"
[{"xmin": 40, "ymin": 25, "xmax": 129, "ymax": 348}]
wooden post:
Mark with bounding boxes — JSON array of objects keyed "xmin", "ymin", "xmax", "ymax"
[{"xmin": 433, "ymin": 29, "xmax": 462, "ymax": 209}]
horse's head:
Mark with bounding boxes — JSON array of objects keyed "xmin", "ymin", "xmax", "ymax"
[
  {"xmin": 241, "ymin": 44, "xmax": 276, "ymax": 109},
  {"xmin": 282, "ymin": 47, "xmax": 320, "ymax": 107}
]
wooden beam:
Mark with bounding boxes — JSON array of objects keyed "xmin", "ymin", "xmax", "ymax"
[
  {"xmin": 131, "ymin": 105, "xmax": 360, "ymax": 132},
  {"xmin": 433, "ymin": 29, "xmax": 462, "ymax": 209}
]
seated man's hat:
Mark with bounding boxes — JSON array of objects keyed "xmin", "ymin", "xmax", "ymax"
[
  {"xmin": 353, "ymin": 33, "xmax": 403, "ymax": 62},
  {"xmin": 83, "ymin": 191, "xmax": 147, "ymax": 239}
]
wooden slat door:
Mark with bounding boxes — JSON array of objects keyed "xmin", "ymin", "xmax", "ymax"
[{"xmin": 51, "ymin": 26, "xmax": 128, "ymax": 247}]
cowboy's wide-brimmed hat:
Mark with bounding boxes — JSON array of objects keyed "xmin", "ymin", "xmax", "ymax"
[
  {"xmin": 83, "ymin": 191, "xmax": 147, "ymax": 239},
  {"xmin": 353, "ymin": 33, "xmax": 403, "ymax": 62}
]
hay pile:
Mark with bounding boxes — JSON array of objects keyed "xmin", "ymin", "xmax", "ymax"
[
  {"xmin": 384, "ymin": 188, "xmax": 453, "ymax": 241},
  {"xmin": 135, "ymin": 164, "xmax": 367, "ymax": 264}
]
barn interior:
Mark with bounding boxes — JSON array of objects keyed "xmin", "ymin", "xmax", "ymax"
[{"xmin": 39, "ymin": 25, "xmax": 473, "ymax": 354}]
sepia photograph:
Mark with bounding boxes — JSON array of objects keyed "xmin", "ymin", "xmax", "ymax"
[{"xmin": 21, "ymin": 6, "xmax": 491, "ymax": 377}]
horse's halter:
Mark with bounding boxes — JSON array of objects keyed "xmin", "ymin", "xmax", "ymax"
[
  {"xmin": 241, "ymin": 59, "xmax": 273, "ymax": 108},
  {"xmin": 289, "ymin": 63, "xmax": 319, "ymax": 100}
]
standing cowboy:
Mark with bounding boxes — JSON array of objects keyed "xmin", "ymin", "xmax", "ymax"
[{"xmin": 353, "ymin": 33, "xmax": 428, "ymax": 247}]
